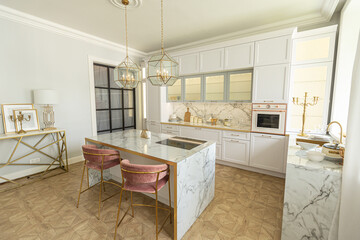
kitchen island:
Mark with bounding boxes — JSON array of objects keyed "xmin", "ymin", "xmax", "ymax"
[
  {"xmin": 281, "ymin": 136, "xmax": 342, "ymax": 240},
  {"xmin": 85, "ymin": 129, "xmax": 216, "ymax": 240}
]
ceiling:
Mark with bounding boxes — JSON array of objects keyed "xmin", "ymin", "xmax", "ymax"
[{"xmin": 0, "ymin": 0, "xmax": 345, "ymax": 53}]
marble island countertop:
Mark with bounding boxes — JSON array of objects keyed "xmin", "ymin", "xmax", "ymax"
[
  {"xmin": 85, "ymin": 129, "xmax": 216, "ymax": 164},
  {"xmin": 161, "ymin": 121, "xmax": 252, "ymax": 132},
  {"xmin": 287, "ymin": 136, "xmax": 343, "ymax": 172}
]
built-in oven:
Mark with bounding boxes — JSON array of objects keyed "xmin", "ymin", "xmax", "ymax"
[{"xmin": 251, "ymin": 104, "xmax": 287, "ymax": 135}]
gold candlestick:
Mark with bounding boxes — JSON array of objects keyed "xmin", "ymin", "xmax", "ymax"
[
  {"xmin": 292, "ymin": 92, "xmax": 319, "ymax": 137},
  {"xmin": 10, "ymin": 111, "xmax": 31, "ymax": 134}
]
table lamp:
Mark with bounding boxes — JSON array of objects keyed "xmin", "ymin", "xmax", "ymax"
[{"xmin": 33, "ymin": 89, "xmax": 58, "ymax": 130}]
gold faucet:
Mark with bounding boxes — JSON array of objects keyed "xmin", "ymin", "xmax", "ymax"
[{"xmin": 326, "ymin": 121, "xmax": 343, "ymax": 144}]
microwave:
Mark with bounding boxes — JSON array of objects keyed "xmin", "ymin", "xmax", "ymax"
[{"xmin": 251, "ymin": 104, "xmax": 287, "ymax": 135}]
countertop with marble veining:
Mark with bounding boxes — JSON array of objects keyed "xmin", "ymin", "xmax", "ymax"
[
  {"xmin": 287, "ymin": 135, "xmax": 342, "ymax": 172},
  {"xmin": 85, "ymin": 129, "xmax": 216, "ymax": 164},
  {"xmin": 161, "ymin": 121, "xmax": 252, "ymax": 132}
]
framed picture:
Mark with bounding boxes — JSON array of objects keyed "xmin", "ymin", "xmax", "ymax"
[
  {"xmin": 13, "ymin": 109, "xmax": 40, "ymax": 133},
  {"xmin": 1, "ymin": 104, "xmax": 34, "ymax": 133}
]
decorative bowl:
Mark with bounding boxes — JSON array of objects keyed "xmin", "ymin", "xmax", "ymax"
[
  {"xmin": 297, "ymin": 142, "xmax": 318, "ymax": 150},
  {"xmin": 307, "ymin": 151, "xmax": 325, "ymax": 162}
]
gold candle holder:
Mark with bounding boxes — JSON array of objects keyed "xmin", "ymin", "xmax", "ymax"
[
  {"xmin": 10, "ymin": 111, "xmax": 31, "ymax": 134},
  {"xmin": 292, "ymin": 92, "xmax": 319, "ymax": 137}
]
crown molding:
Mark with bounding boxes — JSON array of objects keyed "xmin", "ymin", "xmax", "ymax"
[
  {"xmin": 0, "ymin": 5, "xmax": 147, "ymax": 57},
  {"xmin": 321, "ymin": 0, "xmax": 340, "ymax": 21}
]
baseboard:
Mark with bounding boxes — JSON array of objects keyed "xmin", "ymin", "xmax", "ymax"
[
  {"xmin": 68, "ymin": 155, "xmax": 83, "ymax": 165},
  {"xmin": 0, "ymin": 155, "xmax": 84, "ymax": 184},
  {"xmin": 216, "ymin": 159, "xmax": 286, "ymax": 178}
]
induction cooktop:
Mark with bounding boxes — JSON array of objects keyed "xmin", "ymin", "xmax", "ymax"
[{"xmin": 156, "ymin": 137, "xmax": 206, "ymax": 150}]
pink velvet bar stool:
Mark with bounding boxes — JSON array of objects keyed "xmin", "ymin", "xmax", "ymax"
[
  {"xmin": 76, "ymin": 145, "xmax": 122, "ymax": 219},
  {"xmin": 114, "ymin": 160, "xmax": 172, "ymax": 240}
]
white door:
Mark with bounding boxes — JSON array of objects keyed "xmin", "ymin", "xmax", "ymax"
[
  {"xmin": 252, "ymin": 64, "xmax": 290, "ymax": 103},
  {"xmin": 222, "ymin": 138, "xmax": 250, "ymax": 165},
  {"xmin": 199, "ymin": 48, "xmax": 224, "ymax": 73},
  {"xmin": 224, "ymin": 42, "xmax": 254, "ymax": 70},
  {"xmin": 254, "ymin": 35, "xmax": 291, "ymax": 66},
  {"xmin": 179, "ymin": 53, "xmax": 200, "ymax": 75},
  {"xmin": 146, "ymin": 81, "xmax": 160, "ymax": 121},
  {"xmin": 250, "ymin": 133, "xmax": 285, "ymax": 172}
]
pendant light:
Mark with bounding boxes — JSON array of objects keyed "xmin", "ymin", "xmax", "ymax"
[
  {"xmin": 114, "ymin": 0, "xmax": 142, "ymax": 89},
  {"xmin": 147, "ymin": 0, "xmax": 179, "ymax": 86}
]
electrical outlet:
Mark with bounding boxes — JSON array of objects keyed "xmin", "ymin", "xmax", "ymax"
[{"xmin": 30, "ymin": 158, "xmax": 41, "ymax": 164}]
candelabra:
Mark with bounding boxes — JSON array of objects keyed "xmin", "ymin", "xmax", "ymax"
[
  {"xmin": 292, "ymin": 92, "xmax": 319, "ymax": 137},
  {"xmin": 156, "ymin": 69, "xmax": 169, "ymax": 80},
  {"xmin": 10, "ymin": 111, "xmax": 31, "ymax": 134}
]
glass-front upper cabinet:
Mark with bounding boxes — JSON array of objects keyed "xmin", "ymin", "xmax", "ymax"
[
  {"xmin": 184, "ymin": 76, "xmax": 202, "ymax": 101},
  {"xmin": 205, "ymin": 74, "xmax": 225, "ymax": 101},
  {"xmin": 228, "ymin": 71, "xmax": 252, "ymax": 102},
  {"xmin": 167, "ymin": 79, "xmax": 182, "ymax": 102}
]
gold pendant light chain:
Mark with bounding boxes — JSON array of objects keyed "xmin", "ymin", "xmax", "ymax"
[
  {"xmin": 161, "ymin": 0, "xmax": 164, "ymax": 54},
  {"xmin": 125, "ymin": 4, "xmax": 129, "ymax": 59}
]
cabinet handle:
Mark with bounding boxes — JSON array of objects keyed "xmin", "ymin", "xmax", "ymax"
[
  {"xmin": 263, "ymin": 100, "xmax": 274, "ymax": 103},
  {"xmin": 261, "ymin": 135, "xmax": 272, "ymax": 138},
  {"xmin": 231, "ymin": 134, "xmax": 239, "ymax": 136},
  {"xmin": 230, "ymin": 139, "xmax": 239, "ymax": 143}
]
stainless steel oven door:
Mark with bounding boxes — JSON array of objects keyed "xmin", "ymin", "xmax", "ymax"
[{"xmin": 252, "ymin": 110, "xmax": 286, "ymax": 135}]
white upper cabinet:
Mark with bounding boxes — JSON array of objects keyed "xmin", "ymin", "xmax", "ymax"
[
  {"xmin": 254, "ymin": 35, "xmax": 291, "ymax": 66},
  {"xmin": 250, "ymin": 133, "xmax": 286, "ymax": 173},
  {"xmin": 224, "ymin": 42, "xmax": 254, "ymax": 70},
  {"xmin": 199, "ymin": 48, "xmax": 224, "ymax": 73},
  {"xmin": 252, "ymin": 64, "xmax": 290, "ymax": 103},
  {"xmin": 179, "ymin": 53, "xmax": 200, "ymax": 75}
]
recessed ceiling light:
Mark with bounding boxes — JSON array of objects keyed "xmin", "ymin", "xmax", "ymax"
[{"xmin": 109, "ymin": 0, "xmax": 142, "ymax": 9}]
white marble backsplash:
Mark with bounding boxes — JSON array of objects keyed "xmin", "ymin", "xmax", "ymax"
[{"xmin": 170, "ymin": 102, "xmax": 252, "ymax": 127}]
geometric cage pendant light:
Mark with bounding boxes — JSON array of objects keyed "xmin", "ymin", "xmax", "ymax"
[
  {"xmin": 147, "ymin": 0, "xmax": 179, "ymax": 86},
  {"xmin": 114, "ymin": 0, "xmax": 142, "ymax": 89}
]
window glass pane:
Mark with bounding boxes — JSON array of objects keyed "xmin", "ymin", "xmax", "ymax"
[
  {"xmin": 124, "ymin": 109, "xmax": 135, "ymax": 127},
  {"xmin": 205, "ymin": 75, "xmax": 224, "ymax": 101},
  {"xmin": 96, "ymin": 111, "xmax": 110, "ymax": 131},
  {"xmin": 124, "ymin": 90, "xmax": 134, "ymax": 108},
  {"xmin": 94, "ymin": 65, "xmax": 108, "ymax": 87},
  {"xmin": 111, "ymin": 90, "xmax": 122, "ymax": 109},
  {"xmin": 95, "ymin": 89, "xmax": 109, "ymax": 109},
  {"xmin": 290, "ymin": 65, "xmax": 328, "ymax": 131},
  {"xmin": 168, "ymin": 79, "xmax": 182, "ymax": 101},
  {"xmin": 109, "ymin": 67, "xmax": 121, "ymax": 89},
  {"xmin": 295, "ymin": 37, "xmax": 331, "ymax": 62},
  {"xmin": 185, "ymin": 77, "xmax": 201, "ymax": 101},
  {"xmin": 111, "ymin": 110, "xmax": 123, "ymax": 129},
  {"xmin": 229, "ymin": 72, "xmax": 252, "ymax": 101}
]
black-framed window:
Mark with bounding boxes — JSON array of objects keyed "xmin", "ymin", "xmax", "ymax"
[{"xmin": 94, "ymin": 63, "xmax": 136, "ymax": 134}]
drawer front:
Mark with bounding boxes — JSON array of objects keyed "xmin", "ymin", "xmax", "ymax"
[
  {"xmin": 161, "ymin": 129, "xmax": 180, "ymax": 135},
  {"xmin": 161, "ymin": 124, "xmax": 180, "ymax": 131},
  {"xmin": 222, "ymin": 131, "xmax": 250, "ymax": 140}
]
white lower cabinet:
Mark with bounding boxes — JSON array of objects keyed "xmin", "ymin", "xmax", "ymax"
[
  {"xmin": 222, "ymin": 138, "xmax": 250, "ymax": 165},
  {"xmin": 179, "ymin": 126, "xmax": 203, "ymax": 140},
  {"xmin": 148, "ymin": 121, "xmax": 161, "ymax": 133},
  {"xmin": 250, "ymin": 133, "xmax": 286, "ymax": 173}
]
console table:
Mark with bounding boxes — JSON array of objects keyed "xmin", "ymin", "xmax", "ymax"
[{"xmin": 0, "ymin": 129, "xmax": 68, "ymax": 191}]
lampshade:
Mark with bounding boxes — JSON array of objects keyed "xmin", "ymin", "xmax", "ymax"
[{"xmin": 33, "ymin": 89, "xmax": 58, "ymax": 105}]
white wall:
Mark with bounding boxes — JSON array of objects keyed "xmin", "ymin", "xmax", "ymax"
[
  {"xmin": 0, "ymin": 12, "xmax": 144, "ymax": 178},
  {"xmin": 331, "ymin": 0, "xmax": 360, "ymax": 132}
]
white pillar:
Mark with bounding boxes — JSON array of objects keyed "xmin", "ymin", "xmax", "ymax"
[{"xmin": 338, "ymin": 33, "xmax": 360, "ymax": 239}]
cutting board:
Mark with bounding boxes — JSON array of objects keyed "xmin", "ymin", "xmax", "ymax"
[{"xmin": 184, "ymin": 108, "xmax": 191, "ymax": 122}]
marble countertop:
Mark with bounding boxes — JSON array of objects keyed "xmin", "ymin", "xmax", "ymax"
[
  {"xmin": 85, "ymin": 129, "xmax": 216, "ymax": 164},
  {"xmin": 287, "ymin": 136, "xmax": 342, "ymax": 173},
  {"xmin": 161, "ymin": 121, "xmax": 252, "ymax": 133}
]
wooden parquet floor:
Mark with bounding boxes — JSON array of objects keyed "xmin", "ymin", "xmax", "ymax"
[{"xmin": 0, "ymin": 163, "xmax": 284, "ymax": 240}]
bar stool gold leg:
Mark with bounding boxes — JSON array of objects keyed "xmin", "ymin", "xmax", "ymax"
[
  {"xmin": 155, "ymin": 190, "xmax": 159, "ymax": 240},
  {"xmin": 114, "ymin": 188, "xmax": 124, "ymax": 240},
  {"xmin": 76, "ymin": 160, "xmax": 87, "ymax": 208},
  {"xmin": 86, "ymin": 166, "xmax": 89, "ymax": 188},
  {"xmin": 98, "ymin": 167, "xmax": 103, "ymax": 220},
  {"xmin": 130, "ymin": 192, "xmax": 134, "ymax": 217},
  {"xmin": 168, "ymin": 178, "xmax": 172, "ymax": 224}
]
